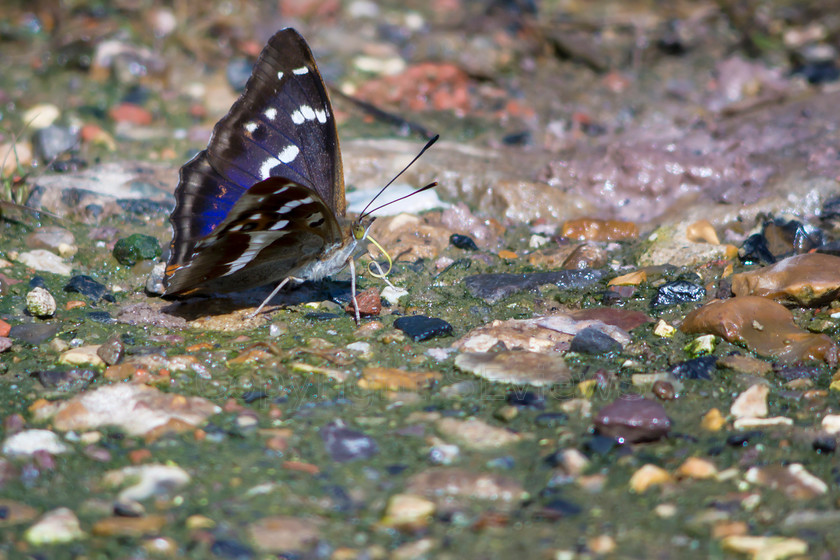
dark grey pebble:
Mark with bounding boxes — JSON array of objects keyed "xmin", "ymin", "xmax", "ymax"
[
  {"xmin": 813, "ymin": 436, "xmax": 836, "ymax": 454},
  {"xmin": 594, "ymin": 395, "xmax": 671, "ymax": 443},
  {"xmin": 65, "ymin": 275, "xmax": 114, "ymax": 302},
  {"xmin": 226, "ymin": 58, "xmax": 254, "ymax": 92},
  {"xmin": 583, "ymin": 435, "xmax": 616, "ymax": 455},
  {"xmin": 242, "ymin": 390, "xmax": 268, "ymax": 404},
  {"xmin": 87, "ymin": 311, "xmax": 115, "ymax": 324},
  {"xmin": 535, "ymin": 498, "xmax": 583, "ymax": 519},
  {"xmin": 726, "ymin": 431, "xmax": 762, "ymax": 447},
  {"xmin": 449, "ymin": 233, "xmax": 479, "ymax": 251},
  {"xmin": 33, "ymin": 125, "xmax": 79, "ymax": 161},
  {"xmin": 774, "ymin": 365, "xmax": 822, "ymax": 381},
  {"xmin": 303, "ymin": 312, "xmax": 341, "ymax": 320},
  {"xmin": 739, "ymin": 233, "xmax": 776, "ymax": 265},
  {"xmin": 464, "ymin": 270, "xmax": 606, "ymax": 304},
  {"xmin": 34, "ymin": 368, "xmax": 96, "ymax": 392},
  {"xmin": 96, "ymin": 337, "xmax": 125, "ymax": 365},
  {"xmin": 569, "ymin": 327, "xmax": 622, "ymax": 354},
  {"xmin": 506, "ymin": 390, "xmax": 545, "ymax": 409},
  {"xmin": 320, "ymin": 420, "xmax": 379, "ymax": 462},
  {"xmin": 29, "ymin": 276, "xmax": 48, "ymax": 289},
  {"xmin": 650, "ymin": 280, "xmax": 705, "ymax": 307},
  {"xmin": 210, "ymin": 538, "xmax": 254, "ymax": 560},
  {"xmin": 670, "ymin": 356, "xmax": 716, "ymax": 380},
  {"xmin": 393, "ymin": 315, "xmax": 453, "ymax": 341},
  {"xmin": 112, "ymin": 234, "xmax": 162, "ymax": 266},
  {"xmin": 9, "ymin": 323, "xmax": 60, "ymax": 345}
]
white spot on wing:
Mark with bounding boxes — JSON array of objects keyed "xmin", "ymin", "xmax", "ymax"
[
  {"xmin": 244, "ymin": 122, "xmax": 258, "ymax": 133},
  {"xmin": 315, "ymin": 109, "xmax": 327, "ymax": 123},
  {"xmin": 277, "ymin": 197, "xmax": 312, "ymax": 214},
  {"xmin": 260, "ymin": 159, "xmax": 279, "ymax": 180},
  {"xmin": 277, "ymin": 70, "xmax": 284, "ymax": 80},
  {"xmin": 222, "ymin": 232, "xmax": 276, "ymax": 276},
  {"xmin": 269, "ymin": 219, "xmax": 289, "ymax": 231},
  {"xmin": 300, "ymin": 105, "xmax": 315, "ymax": 120},
  {"xmin": 264, "ymin": 107, "xmax": 277, "ymax": 120},
  {"xmin": 291, "ymin": 110, "xmax": 304, "ymax": 125},
  {"xmin": 293, "ymin": 66, "xmax": 309, "ymax": 75},
  {"xmin": 278, "ymin": 144, "xmax": 299, "ymax": 163}
]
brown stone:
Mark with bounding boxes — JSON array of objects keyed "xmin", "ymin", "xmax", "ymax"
[
  {"xmin": 681, "ymin": 296, "xmax": 838, "ymax": 364},
  {"xmin": 0, "ymin": 499, "xmax": 38, "ymax": 527},
  {"xmin": 359, "ymin": 367, "xmax": 442, "ymax": 391},
  {"xmin": 717, "ymin": 354, "xmax": 773, "ymax": 376},
  {"xmin": 731, "ymin": 253, "xmax": 840, "ymax": 307},
  {"xmin": 91, "ymin": 515, "xmax": 167, "ymax": 537},
  {"xmin": 594, "ymin": 395, "xmax": 671, "ymax": 443},
  {"xmin": 345, "ymin": 288, "xmax": 381, "ymax": 317},
  {"xmin": 454, "ymin": 350, "xmax": 572, "ymax": 387},
  {"xmin": 247, "ymin": 515, "xmax": 322, "ymax": 552},
  {"xmin": 562, "ymin": 218, "xmax": 639, "ymax": 241},
  {"xmin": 745, "ymin": 463, "xmax": 827, "ymax": 500},
  {"xmin": 405, "ymin": 468, "xmax": 526, "ymax": 510},
  {"xmin": 562, "ymin": 243, "xmax": 608, "ymax": 269}
]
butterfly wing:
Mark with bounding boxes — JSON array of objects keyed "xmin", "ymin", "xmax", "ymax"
[
  {"xmin": 165, "ymin": 28, "xmax": 345, "ymax": 295},
  {"xmin": 165, "ymin": 178, "xmax": 344, "ymax": 295}
]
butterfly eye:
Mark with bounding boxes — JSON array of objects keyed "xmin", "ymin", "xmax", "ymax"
[{"xmin": 352, "ymin": 223, "xmax": 366, "ymax": 240}]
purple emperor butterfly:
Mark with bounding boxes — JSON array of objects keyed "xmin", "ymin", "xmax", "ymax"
[{"xmin": 163, "ymin": 28, "xmax": 433, "ymax": 320}]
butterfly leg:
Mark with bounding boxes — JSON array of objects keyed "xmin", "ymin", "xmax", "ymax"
[
  {"xmin": 250, "ymin": 277, "xmax": 292, "ymax": 317},
  {"xmin": 349, "ymin": 259, "xmax": 360, "ymax": 325}
]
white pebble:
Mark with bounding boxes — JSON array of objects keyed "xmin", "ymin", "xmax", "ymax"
[{"xmin": 26, "ymin": 287, "xmax": 57, "ymax": 318}]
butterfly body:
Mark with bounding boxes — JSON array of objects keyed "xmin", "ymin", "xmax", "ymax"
[{"xmin": 164, "ymin": 28, "xmax": 359, "ymax": 300}]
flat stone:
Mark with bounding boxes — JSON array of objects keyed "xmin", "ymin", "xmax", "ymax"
[
  {"xmin": 358, "ymin": 367, "xmax": 441, "ymax": 391},
  {"xmin": 435, "ymin": 417, "xmax": 530, "ymax": 450},
  {"xmin": 681, "ymin": 296, "xmax": 838, "ymax": 364},
  {"xmin": 731, "ymin": 253, "xmax": 840, "ymax": 306},
  {"xmin": 463, "ymin": 270, "xmax": 606, "ymax": 304},
  {"xmin": 59, "ymin": 345, "xmax": 105, "ymax": 367},
  {"xmin": 569, "ymin": 327, "xmax": 622, "ymax": 354},
  {"xmin": 717, "ymin": 353, "xmax": 773, "ymax": 376},
  {"xmin": 15, "ymin": 249, "xmax": 73, "ymax": 276},
  {"xmin": 733, "ymin": 416, "xmax": 794, "ymax": 429},
  {"xmin": 2, "ymin": 429, "xmax": 70, "ymax": 457},
  {"xmin": 745, "ymin": 463, "xmax": 827, "ymax": 500},
  {"xmin": 594, "ymin": 395, "xmax": 671, "ymax": 443},
  {"xmin": 454, "ymin": 316, "xmax": 571, "ymax": 353},
  {"xmin": 639, "ymin": 223, "xmax": 737, "ymax": 267},
  {"xmin": 8, "ymin": 323, "xmax": 60, "ymax": 345},
  {"xmin": 102, "ymin": 464, "xmax": 191, "ymax": 502},
  {"xmin": 454, "ymin": 350, "xmax": 572, "ymax": 387},
  {"xmin": 393, "ymin": 315, "xmax": 453, "ymax": 341},
  {"xmin": 24, "ymin": 507, "xmax": 85, "ymax": 545},
  {"xmin": 380, "ymin": 494, "xmax": 436, "ymax": 529},
  {"xmin": 247, "ymin": 515, "xmax": 322, "ymax": 552},
  {"xmin": 31, "ymin": 383, "xmax": 220, "ymax": 436},
  {"xmin": 0, "ymin": 499, "xmax": 39, "ymax": 527},
  {"xmin": 405, "ymin": 467, "xmax": 526, "ymax": 511},
  {"xmin": 34, "ymin": 368, "xmax": 96, "ymax": 392},
  {"xmin": 721, "ymin": 535, "xmax": 807, "ymax": 559},
  {"xmin": 91, "ymin": 515, "xmax": 167, "ymax": 537},
  {"xmin": 730, "ymin": 384, "xmax": 769, "ymax": 419}
]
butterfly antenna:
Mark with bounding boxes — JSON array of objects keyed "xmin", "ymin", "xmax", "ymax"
[{"xmin": 359, "ymin": 134, "xmax": 439, "ymax": 220}]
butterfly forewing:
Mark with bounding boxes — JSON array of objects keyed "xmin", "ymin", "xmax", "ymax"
[{"xmin": 165, "ymin": 28, "xmax": 346, "ymax": 296}]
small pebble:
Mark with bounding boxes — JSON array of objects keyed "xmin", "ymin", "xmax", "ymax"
[
  {"xmin": 629, "ymin": 464, "xmax": 673, "ymax": 493},
  {"xmin": 112, "ymin": 234, "xmax": 162, "ymax": 266},
  {"xmin": 26, "ymin": 287, "xmax": 57, "ymax": 318},
  {"xmin": 393, "ymin": 315, "xmax": 453, "ymax": 341},
  {"xmin": 450, "ymin": 233, "xmax": 479, "ymax": 250},
  {"xmin": 320, "ymin": 420, "xmax": 379, "ymax": 462},
  {"xmin": 651, "ymin": 280, "xmax": 706, "ymax": 307}
]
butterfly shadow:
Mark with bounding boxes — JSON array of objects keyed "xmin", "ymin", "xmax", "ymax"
[{"xmin": 159, "ymin": 279, "xmax": 355, "ymax": 321}]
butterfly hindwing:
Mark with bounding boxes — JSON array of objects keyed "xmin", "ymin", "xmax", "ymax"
[
  {"xmin": 165, "ymin": 28, "xmax": 345, "ymax": 295},
  {"xmin": 165, "ymin": 179, "xmax": 343, "ymax": 295}
]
